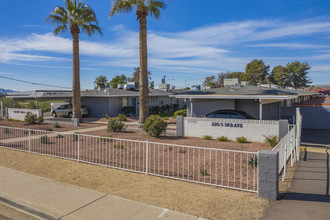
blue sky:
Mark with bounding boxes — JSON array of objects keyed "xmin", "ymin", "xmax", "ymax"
[{"xmin": 1, "ymin": 0, "xmax": 330, "ymax": 91}]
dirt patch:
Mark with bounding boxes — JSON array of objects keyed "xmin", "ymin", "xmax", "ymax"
[
  {"xmin": 0, "ymin": 147, "xmax": 269, "ymax": 220},
  {"xmin": 279, "ymin": 159, "xmax": 296, "ymax": 195},
  {"xmin": 82, "ymin": 130, "xmax": 272, "ymax": 153},
  {"xmin": 0, "ymin": 119, "xmax": 100, "ymax": 132}
]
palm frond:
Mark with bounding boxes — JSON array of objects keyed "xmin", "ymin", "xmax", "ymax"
[
  {"xmin": 109, "ymin": 0, "xmax": 136, "ymax": 18},
  {"xmin": 147, "ymin": 0, "xmax": 166, "ymax": 20},
  {"xmin": 46, "ymin": 0, "xmax": 102, "ymax": 38}
]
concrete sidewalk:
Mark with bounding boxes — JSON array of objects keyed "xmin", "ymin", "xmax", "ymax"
[
  {"xmin": 261, "ymin": 148, "xmax": 330, "ymax": 220},
  {"xmin": 0, "ymin": 166, "xmax": 203, "ymax": 220}
]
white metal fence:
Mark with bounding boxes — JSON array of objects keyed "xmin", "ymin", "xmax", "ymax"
[
  {"xmin": 272, "ymin": 109, "xmax": 302, "ymax": 181},
  {"xmin": 0, "ymin": 126, "xmax": 258, "ymax": 192}
]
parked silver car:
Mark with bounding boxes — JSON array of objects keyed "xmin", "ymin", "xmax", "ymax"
[{"xmin": 51, "ymin": 104, "xmax": 88, "ymax": 118}]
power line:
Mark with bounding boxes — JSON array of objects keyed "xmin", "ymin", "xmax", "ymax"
[{"xmin": 0, "ymin": 75, "xmax": 71, "ymax": 89}]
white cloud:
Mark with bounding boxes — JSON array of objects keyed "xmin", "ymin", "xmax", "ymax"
[{"xmin": 1, "ymin": 18, "xmax": 330, "ymax": 76}]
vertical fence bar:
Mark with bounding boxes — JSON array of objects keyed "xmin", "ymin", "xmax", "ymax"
[
  {"xmin": 146, "ymin": 140, "xmax": 149, "ymax": 175},
  {"xmin": 28, "ymin": 129, "xmax": 31, "ymax": 152},
  {"xmin": 77, "ymin": 134, "xmax": 80, "ymax": 162}
]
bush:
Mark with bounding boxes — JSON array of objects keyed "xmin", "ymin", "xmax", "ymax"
[
  {"xmin": 172, "ymin": 103, "xmax": 179, "ymax": 111},
  {"xmin": 203, "ymin": 135, "xmax": 212, "ymax": 140},
  {"xmin": 143, "ymin": 115, "xmax": 167, "ymax": 137},
  {"xmin": 8, "ymin": 119, "xmax": 21, "ymax": 122},
  {"xmin": 163, "ymin": 117, "xmax": 169, "ymax": 120},
  {"xmin": 73, "ymin": 132, "xmax": 79, "ymax": 141},
  {"xmin": 56, "ymin": 134, "xmax": 64, "ymax": 138},
  {"xmin": 236, "ymin": 137, "xmax": 248, "ymax": 143},
  {"xmin": 179, "ymin": 149, "xmax": 186, "ymax": 154},
  {"xmin": 46, "ymin": 128, "xmax": 53, "ymax": 131},
  {"xmin": 113, "ymin": 143, "xmax": 124, "ymax": 149},
  {"xmin": 201, "ymin": 169, "xmax": 208, "ymax": 176},
  {"xmin": 117, "ymin": 114, "xmax": 127, "ymax": 121},
  {"xmin": 37, "ymin": 116, "xmax": 44, "ymax": 124},
  {"xmin": 53, "ymin": 122, "xmax": 61, "ymax": 128},
  {"xmin": 101, "ymin": 135, "xmax": 112, "ymax": 142},
  {"xmin": 174, "ymin": 109, "xmax": 187, "ymax": 118},
  {"xmin": 3, "ymin": 128, "xmax": 9, "ymax": 134},
  {"xmin": 40, "ymin": 136, "xmax": 48, "ymax": 144},
  {"xmin": 248, "ymin": 156, "xmax": 258, "ymax": 167},
  {"xmin": 24, "ymin": 112, "xmax": 38, "ymax": 125},
  {"xmin": 103, "ymin": 113, "xmax": 109, "ymax": 118},
  {"xmin": 107, "ymin": 117, "xmax": 125, "ymax": 132},
  {"xmin": 122, "ymin": 106, "xmax": 134, "ymax": 115},
  {"xmin": 265, "ymin": 136, "xmax": 279, "ymax": 147},
  {"xmin": 217, "ymin": 136, "xmax": 229, "ymax": 142}
]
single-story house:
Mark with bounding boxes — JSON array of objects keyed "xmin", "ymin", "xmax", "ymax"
[
  {"xmin": 172, "ymin": 86, "xmax": 318, "ymax": 121},
  {"xmin": 6, "ymin": 88, "xmax": 184, "ymax": 117}
]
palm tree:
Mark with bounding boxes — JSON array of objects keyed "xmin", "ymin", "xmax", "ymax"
[
  {"xmin": 109, "ymin": 0, "xmax": 167, "ymax": 124},
  {"xmin": 47, "ymin": 0, "xmax": 102, "ymax": 122}
]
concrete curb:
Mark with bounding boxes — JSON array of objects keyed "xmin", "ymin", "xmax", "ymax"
[{"xmin": 0, "ymin": 196, "xmax": 58, "ymax": 220}]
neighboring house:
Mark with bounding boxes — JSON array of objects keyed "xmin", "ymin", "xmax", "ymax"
[
  {"xmin": 6, "ymin": 88, "xmax": 184, "ymax": 117},
  {"xmin": 172, "ymin": 86, "xmax": 318, "ymax": 121}
]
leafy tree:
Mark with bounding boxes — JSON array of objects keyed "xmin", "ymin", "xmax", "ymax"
[
  {"xmin": 203, "ymin": 75, "xmax": 217, "ymax": 88},
  {"xmin": 47, "ymin": 0, "xmax": 102, "ymax": 122},
  {"xmin": 149, "ymin": 81, "xmax": 154, "ymax": 89},
  {"xmin": 109, "ymin": 0, "xmax": 168, "ymax": 124},
  {"xmin": 227, "ymin": 72, "xmax": 246, "ymax": 80},
  {"xmin": 285, "ymin": 61, "xmax": 312, "ymax": 88},
  {"xmin": 270, "ymin": 65, "xmax": 287, "ymax": 88},
  {"xmin": 131, "ymin": 67, "xmax": 152, "ymax": 82},
  {"xmin": 245, "ymin": 59, "xmax": 270, "ymax": 86},
  {"xmin": 94, "ymin": 75, "xmax": 108, "ymax": 88},
  {"xmin": 109, "ymin": 74, "xmax": 127, "ymax": 88}
]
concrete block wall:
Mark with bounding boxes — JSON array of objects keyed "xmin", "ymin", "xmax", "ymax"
[
  {"xmin": 6, "ymin": 108, "xmax": 43, "ymax": 121},
  {"xmin": 182, "ymin": 117, "xmax": 280, "ymax": 142},
  {"xmin": 258, "ymin": 151, "xmax": 279, "ymax": 200}
]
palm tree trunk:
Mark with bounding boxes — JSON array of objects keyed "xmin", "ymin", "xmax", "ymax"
[
  {"xmin": 138, "ymin": 15, "xmax": 149, "ymax": 124},
  {"xmin": 72, "ymin": 31, "xmax": 82, "ymax": 122}
]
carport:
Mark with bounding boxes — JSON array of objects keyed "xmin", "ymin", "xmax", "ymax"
[{"xmin": 173, "ymin": 86, "xmax": 316, "ymax": 120}]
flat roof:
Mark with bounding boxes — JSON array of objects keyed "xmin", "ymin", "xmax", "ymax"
[
  {"xmin": 172, "ymin": 86, "xmax": 317, "ymax": 100},
  {"xmin": 6, "ymin": 88, "xmax": 174, "ymax": 99}
]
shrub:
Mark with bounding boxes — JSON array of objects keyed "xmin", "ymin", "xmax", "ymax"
[
  {"xmin": 236, "ymin": 136, "xmax": 248, "ymax": 143},
  {"xmin": 172, "ymin": 103, "xmax": 179, "ymax": 111},
  {"xmin": 24, "ymin": 112, "xmax": 38, "ymax": 125},
  {"xmin": 265, "ymin": 136, "xmax": 279, "ymax": 147},
  {"xmin": 168, "ymin": 147, "xmax": 173, "ymax": 151},
  {"xmin": 217, "ymin": 136, "xmax": 229, "ymax": 142},
  {"xmin": 107, "ymin": 117, "xmax": 125, "ymax": 132},
  {"xmin": 3, "ymin": 128, "xmax": 9, "ymax": 134},
  {"xmin": 73, "ymin": 132, "xmax": 79, "ymax": 141},
  {"xmin": 118, "ymin": 114, "xmax": 127, "ymax": 121},
  {"xmin": 8, "ymin": 119, "xmax": 21, "ymax": 122},
  {"xmin": 56, "ymin": 134, "xmax": 64, "ymax": 138},
  {"xmin": 163, "ymin": 117, "xmax": 169, "ymax": 120},
  {"xmin": 248, "ymin": 156, "xmax": 258, "ymax": 167},
  {"xmin": 174, "ymin": 109, "xmax": 187, "ymax": 118},
  {"xmin": 53, "ymin": 122, "xmax": 61, "ymax": 128},
  {"xmin": 201, "ymin": 169, "xmax": 208, "ymax": 176},
  {"xmin": 122, "ymin": 106, "xmax": 134, "ymax": 115},
  {"xmin": 46, "ymin": 128, "xmax": 53, "ymax": 131},
  {"xmin": 40, "ymin": 136, "xmax": 48, "ymax": 144},
  {"xmin": 103, "ymin": 113, "xmax": 109, "ymax": 118},
  {"xmin": 101, "ymin": 135, "xmax": 112, "ymax": 142},
  {"xmin": 203, "ymin": 135, "xmax": 212, "ymax": 140},
  {"xmin": 37, "ymin": 116, "xmax": 44, "ymax": 124},
  {"xmin": 143, "ymin": 115, "xmax": 167, "ymax": 137},
  {"xmin": 179, "ymin": 149, "xmax": 186, "ymax": 154},
  {"xmin": 113, "ymin": 143, "xmax": 124, "ymax": 149}
]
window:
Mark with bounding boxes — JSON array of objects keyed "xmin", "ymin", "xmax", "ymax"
[{"xmin": 229, "ymin": 112, "xmax": 245, "ymax": 119}]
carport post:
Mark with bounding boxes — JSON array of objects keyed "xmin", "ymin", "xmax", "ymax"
[
  {"xmin": 190, "ymin": 98, "xmax": 193, "ymax": 117},
  {"xmin": 259, "ymin": 99, "xmax": 263, "ymax": 120}
]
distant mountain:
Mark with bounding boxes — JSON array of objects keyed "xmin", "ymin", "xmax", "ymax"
[{"xmin": 0, "ymin": 88, "xmax": 15, "ymax": 94}]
